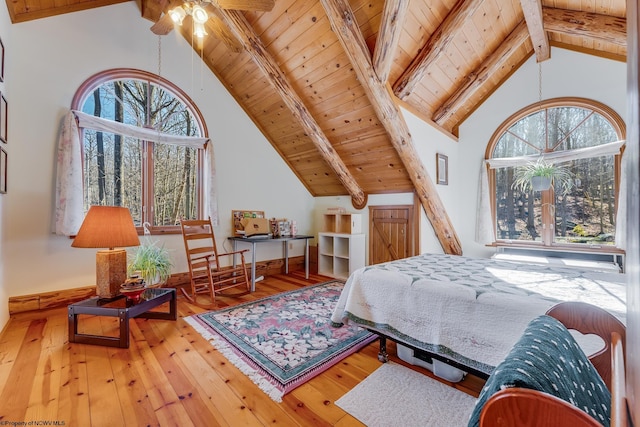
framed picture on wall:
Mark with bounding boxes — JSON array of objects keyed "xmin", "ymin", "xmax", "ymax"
[
  {"xmin": 436, "ymin": 153, "xmax": 448, "ymax": 185},
  {"xmin": 0, "ymin": 37, "xmax": 4, "ymax": 82},
  {"xmin": 0, "ymin": 93, "xmax": 6, "ymax": 144},
  {"xmin": 0, "ymin": 147, "xmax": 7, "ymax": 194}
]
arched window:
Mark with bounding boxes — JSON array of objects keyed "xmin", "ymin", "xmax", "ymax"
[
  {"xmin": 71, "ymin": 69, "xmax": 208, "ymax": 233},
  {"xmin": 485, "ymin": 97, "xmax": 625, "ymax": 247}
]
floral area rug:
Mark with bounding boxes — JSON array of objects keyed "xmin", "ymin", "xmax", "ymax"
[{"xmin": 184, "ymin": 280, "xmax": 376, "ymax": 402}]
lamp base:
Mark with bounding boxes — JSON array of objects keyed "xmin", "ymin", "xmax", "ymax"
[{"xmin": 96, "ymin": 249, "xmax": 128, "ymax": 298}]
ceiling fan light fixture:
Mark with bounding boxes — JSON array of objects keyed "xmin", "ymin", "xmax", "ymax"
[
  {"xmin": 169, "ymin": 6, "xmax": 187, "ymax": 25},
  {"xmin": 193, "ymin": 21, "xmax": 208, "ymax": 38},
  {"xmin": 191, "ymin": 5, "xmax": 209, "ymax": 24}
]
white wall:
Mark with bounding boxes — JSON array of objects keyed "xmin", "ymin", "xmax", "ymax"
[{"xmin": 1, "ymin": 3, "xmax": 314, "ymax": 318}]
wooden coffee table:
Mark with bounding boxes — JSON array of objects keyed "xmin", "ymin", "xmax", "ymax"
[{"xmin": 68, "ymin": 287, "xmax": 177, "ymax": 348}]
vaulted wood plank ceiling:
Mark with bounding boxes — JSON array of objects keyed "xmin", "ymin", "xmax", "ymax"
[{"xmin": 5, "ymin": 0, "xmax": 627, "ymax": 254}]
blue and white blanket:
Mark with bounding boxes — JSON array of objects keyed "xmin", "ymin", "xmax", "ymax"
[{"xmin": 330, "ymin": 253, "xmax": 626, "ymax": 376}]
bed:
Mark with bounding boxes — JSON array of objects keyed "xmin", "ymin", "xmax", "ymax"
[{"xmin": 329, "ymin": 253, "xmax": 626, "ymax": 379}]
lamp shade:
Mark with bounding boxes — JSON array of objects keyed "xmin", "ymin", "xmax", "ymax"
[{"xmin": 72, "ymin": 206, "xmax": 140, "ymax": 249}]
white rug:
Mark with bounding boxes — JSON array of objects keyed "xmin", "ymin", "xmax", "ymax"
[{"xmin": 336, "ymin": 362, "xmax": 478, "ymax": 427}]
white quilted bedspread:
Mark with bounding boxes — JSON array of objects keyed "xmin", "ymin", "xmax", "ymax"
[{"xmin": 330, "ymin": 253, "xmax": 627, "ymax": 376}]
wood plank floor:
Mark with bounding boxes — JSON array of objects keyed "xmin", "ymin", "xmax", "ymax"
[{"xmin": 0, "ymin": 272, "xmax": 485, "ymax": 426}]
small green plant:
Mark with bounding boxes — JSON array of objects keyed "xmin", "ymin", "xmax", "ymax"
[
  {"xmin": 512, "ymin": 158, "xmax": 573, "ymax": 195},
  {"xmin": 572, "ymin": 224, "xmax": 586, "ymax": 237},
  {"xmin": 127, "ymin": 238, "xmax": 173, "ymax": 286}
]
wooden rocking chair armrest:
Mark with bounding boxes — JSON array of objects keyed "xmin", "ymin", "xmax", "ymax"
[
  {"xmin": 217, "ymin": 249, "xmax": 249, "ymax": 258},
  {"xmin": 190, "ymin": 254, "xmax": 214, "ymax": 262}
]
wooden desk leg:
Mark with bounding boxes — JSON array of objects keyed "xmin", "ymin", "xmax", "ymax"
[
  {"xmin": 169, "ymin": 290, "xmax": 177, "ymax": 320},
  {"xmin": 118, "ymin": 309, "xmax": 129, "ymax": 348},
  {"xmin": 68, "ymin": 306, "xmax": 78, "ymax": 343}
]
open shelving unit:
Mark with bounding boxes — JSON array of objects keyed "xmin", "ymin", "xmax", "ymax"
[{"xmin": 318, "ymin": 213, "xmax": 365, "ymax": 279}]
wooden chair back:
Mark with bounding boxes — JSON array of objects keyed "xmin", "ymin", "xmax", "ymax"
[
  {"xmin": 180, "ymin": 218, "xmax": 250, "ymax": 307},
  {"xmin": 546, "ymin": 301, "xmax": 626, "ymax": 390}
]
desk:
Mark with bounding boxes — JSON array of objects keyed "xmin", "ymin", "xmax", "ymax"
[{"xmin": 228, "ymin": 235, "xmax": 313, "ymax": 291}]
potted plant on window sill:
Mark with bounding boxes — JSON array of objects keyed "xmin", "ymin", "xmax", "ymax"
[
  {"xmin": 512, "ymin": 158, "xmax": 573, "ymax": 194},
  {"xmin": 127, "ymin": 238, "xmax": 173, "ymax": 287}
]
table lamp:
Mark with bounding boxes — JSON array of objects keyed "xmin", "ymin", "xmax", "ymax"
[{"xmin": 72, "ymin": 206, "xmax": 141, "ymax": 298}]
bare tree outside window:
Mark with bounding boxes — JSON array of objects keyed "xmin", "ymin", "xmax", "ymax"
[
  {"xmin": 489, "ymin": 100, "xmax": 624, "ymax": 247},
  {"xmin": 76, "ymin": 70, "xmax": 205, "ymax": 232}
]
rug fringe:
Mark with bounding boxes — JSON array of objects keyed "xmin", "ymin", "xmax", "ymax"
[{"xmin": 184, "ymin": 316, "xmax": 285, "ymax": 402}]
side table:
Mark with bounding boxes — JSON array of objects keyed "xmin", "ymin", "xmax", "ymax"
[{"xmin": 68, "ymin": 287, "xmax": 177, "ymax": 348}]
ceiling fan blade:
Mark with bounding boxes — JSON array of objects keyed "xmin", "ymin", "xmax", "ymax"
[
  {"xmin": 213, "ymin": 0, "xmax": 275, "ymax": 12},
  {"xmin": 150, "ymin": 13, "xmax": 175, "ymax": 35}
]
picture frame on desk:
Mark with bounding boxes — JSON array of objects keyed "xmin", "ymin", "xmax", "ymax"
[
  {"xmin": 279, "ymin": 220, "xmax": 291, "ymax": 237},
  {"xmin": 270, "ymin": 219, "xmax": 291, "ymax": 237}
]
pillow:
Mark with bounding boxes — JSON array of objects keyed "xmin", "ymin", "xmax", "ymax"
[{"xmin": 467, "ymin": 315, "xmax": 610, "ymax": 427}]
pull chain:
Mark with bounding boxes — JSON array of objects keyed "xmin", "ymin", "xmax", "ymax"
[
  {"xmin": 538, "ymin": 62, "xmax": 542, "ymax": 107},
  {"xmin": 157, "ymin": 35, "xmax": 162, "ymax": 77}
]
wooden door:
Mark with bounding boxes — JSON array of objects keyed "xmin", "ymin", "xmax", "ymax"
[{"xmin": 369, "ymin": 204, "xmax": 417, "ymax": 265}]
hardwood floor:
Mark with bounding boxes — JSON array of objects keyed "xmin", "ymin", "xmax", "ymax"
[{"xmin": 0, "ymin": 272, "xmax": 484, "ymax": 426}]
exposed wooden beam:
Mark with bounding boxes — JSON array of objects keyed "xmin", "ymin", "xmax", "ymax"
[
  {"xmin": 520, "ymin": 0, "xmax": 550, "ymax": 62},
  {"xmin": 372, "ymin": 0, "xmax": 409, "ymax": 84},
  {"xmin": 433, "ymin": 21, "xmax": 531, "ymax": 125},
  {"xmin": 141, "ymin": 0, "xmax": 166, "ymax": 23},
  {"xmin": 216, "ymin": 8, "xmax": 367, "ymax": 208},
  {"xmin": 213, "ymin": 0, "xmax": 275, "ymax": 12},
  {"xmin": 9, "ymin": 0, "xmax": 128, "ymax": 24},
  {"xmin": 320, "ymin": 0, "xmax": 462, "ymax": 255},
  {"xmin": 207, "ymin": 7, "xmax": 244, "ymax": 53},
  {"xmin": 543, "ymin": 7, "xmax": 627, "ymax": 47},
  {"xmin": 392, "ymin": 0, "xmax": 484, "ymax": 100}
]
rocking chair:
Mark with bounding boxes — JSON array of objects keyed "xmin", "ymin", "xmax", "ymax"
[{"xmin": 180, "ymin": 218, "xmax": 250, "ymax": 308}]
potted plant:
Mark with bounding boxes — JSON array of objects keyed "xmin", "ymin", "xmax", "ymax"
[
  {"xmin": 127, "ymin": 238, "xmax": 173, "ymax": 286},
  {"xmin": 512, "ymin": 158, "xmax": 573, "ymax": 194}
]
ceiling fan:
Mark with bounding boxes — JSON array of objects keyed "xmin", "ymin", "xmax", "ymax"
[{"xmin": 150, "ymin": 0, "xmax": 274, "ymax": 51}]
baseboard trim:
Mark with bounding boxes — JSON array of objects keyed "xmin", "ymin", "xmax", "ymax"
[{"xmin": 8, "ymin": 255, "xmax": 310, "ymax": 315}]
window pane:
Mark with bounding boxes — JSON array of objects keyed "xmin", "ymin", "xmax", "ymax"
[
  {"xmin": 82, "ymin": 130, "xmax": 143, "ymax": 225},
  {"xmin": 77, "ymin": 72, "xmax": 205, "ymax": 231},
  {"xmin": 490, "ymin": 101, "xmax": 621, "ymax": 246},
  {"xmin": 150, "ymin": 85, "xmax": 201, "ymax": 137},
  {"xmin": 554, "ymin": 156, "xmax": 616, "ymax": 245},
  {"xmin": 495, "ymin": 167, "xmax": 542, "ymax": 241},
  {"xmin": 153, "ymin": 144, "xmax": 199, "ymax": 226}
]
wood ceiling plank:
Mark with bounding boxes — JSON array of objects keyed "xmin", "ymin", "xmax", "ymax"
[
  {"xmin": 217, "ymin": 7, "xmax": 367, "ymax": 207},
  {"xmin": 251, "ymin": 0, "xmax": 322, "ymax": 49},
  {"xmin": 9, "ymin": 0, "xmax": 128, "ymax": 23},
  {"xmin": 393, "ymin": 0, "xmax": 485, "ymax": 100},
  {"xmin": 433, "ymin": 20, "xmax": 530, "ymax": 124}
]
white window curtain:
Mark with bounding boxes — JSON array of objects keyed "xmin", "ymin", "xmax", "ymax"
[
  {"xmin": 54, "ymin": 110, "xmax": 217, "ymax": 236},
  {"xmin": 475, "ymin": 140, "xmax": 626, "ymax": 247}
]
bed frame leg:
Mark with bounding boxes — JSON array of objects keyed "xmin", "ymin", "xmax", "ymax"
[{"xmin": 378, "ymin": 336, "xmax": 388, "ymax": 362}]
